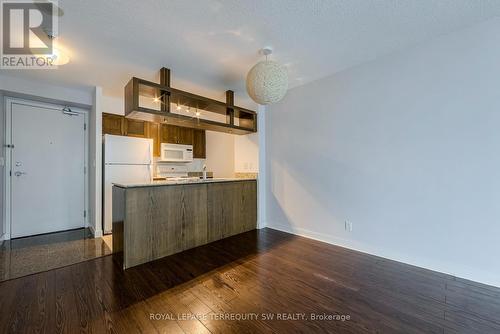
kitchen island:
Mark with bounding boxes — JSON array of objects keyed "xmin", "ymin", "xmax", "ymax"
[{"xmin": 112, "ymin": 179, "xmax": 257, "ymax": 269}]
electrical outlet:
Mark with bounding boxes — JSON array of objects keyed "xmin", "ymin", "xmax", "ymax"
[{"xmin": 345, "ymin": 220, "xmax": 353, "ymax": 232}]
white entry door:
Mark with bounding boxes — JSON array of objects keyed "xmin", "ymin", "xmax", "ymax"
[{"xmin": 9, "ymin": 100, "xmax": 87, "ymax": 238}]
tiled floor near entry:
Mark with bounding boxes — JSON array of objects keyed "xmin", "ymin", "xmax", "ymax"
[{"xmin": 0, "ymin": 228, "xmax": 112, "ymax": 282}]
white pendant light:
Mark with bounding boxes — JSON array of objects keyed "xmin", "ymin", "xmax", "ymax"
[{"xmin": 246, "ymin": 47, "xmax": 288, "ymax": 105}]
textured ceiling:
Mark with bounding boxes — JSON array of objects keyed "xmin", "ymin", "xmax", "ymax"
[{"xmin": 2, "ymin": 0, "xmax": 500, "ymax": 106}]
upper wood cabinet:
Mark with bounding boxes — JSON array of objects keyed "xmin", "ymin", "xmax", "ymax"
[
  {"xmin": 103, "ymin": 114, "xmax": 148, "ymax": 138},
  {"xmin": 161, "ymin": 125, "xmax": 193, "ymax": 145},
  {"xmin": 179, "ymin": 127, "xmax": 193, "ymax": 145},
  {"xmin": 124, "ymin": 119, "xmax": 149, "ymax": 138},
  {"xmin": 103, "ymin": 113, "xmax": 205, "ymax": 159},
  {"xmin": 102, "ymin": 113, "xmax": 124, "ymax": 135},
  {"xmin": 193, "ymin": 129, "xmax": 206, "ymax": 159},
  {"xmin": 161, "ymin": 124, "xmax": 177, "ymax": 144}
]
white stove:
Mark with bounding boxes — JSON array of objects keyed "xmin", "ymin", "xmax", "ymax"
[{"xmin": 155, "ymin": 164, "xmax": 200, "ymax": 181}]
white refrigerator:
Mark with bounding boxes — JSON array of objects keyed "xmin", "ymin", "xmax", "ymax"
[{"xmin": 103, "ymin": 134, "xmax": 153, "ymax": 234}]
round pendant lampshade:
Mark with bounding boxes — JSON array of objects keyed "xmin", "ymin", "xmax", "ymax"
[{"xmin": 246, "ymin": 60, "xmax": 288, "ymax": 105}]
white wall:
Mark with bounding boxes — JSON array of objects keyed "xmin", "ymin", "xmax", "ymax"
[
  {"xmin": 266, "ymin": 18, "xmax": 500, "ymax": 288},
  {"xmin": 234, "ymin": 132, "xmax": 259, "ymax": 173},
  {"xmin": 205, "ymin": 131, "xmax": 235, "ymax": 178},
  {"xmin": 102, "ymin": 95, "xmax": 123, "ymax": 115},
  {"xmin": 89, "ymin": 87, "xmax": 103, "ymax": 237},
  {"xmin": 0, "ymin": 74, "xmax": 93, "ymax": 106},
  {"xmin": 257, "ymin": 105, "xmax": 267, "ymax": 228}
]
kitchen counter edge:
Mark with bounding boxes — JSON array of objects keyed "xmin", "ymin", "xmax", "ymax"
[{"xmin": 113, "ymin": 178, "xmax": 257, "ymax": 189}]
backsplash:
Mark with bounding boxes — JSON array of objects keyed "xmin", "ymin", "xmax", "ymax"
[
  {"xmin": 153, "ymin": 158, "xmax": 206, "ymax": 177},
  {"xmin": 153, "ymin": 158, "xmax": 258, "ymax": 179},
  {"xmin": 235, "ymin": 172, "xmax": 258, "ymax": 179}
]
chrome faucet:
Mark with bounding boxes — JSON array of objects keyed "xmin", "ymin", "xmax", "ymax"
[{"xmin": 202, "ymin": 164, "xmax": 207, "ymax": 180}]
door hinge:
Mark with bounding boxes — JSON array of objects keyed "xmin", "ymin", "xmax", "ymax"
[
  {"xmin": 84, "ymin": 123, "xmax": 87, "ymax": 130},
  {"xmin": 84, "ymin": 210, "xmax": 87, "ymax": 218}
]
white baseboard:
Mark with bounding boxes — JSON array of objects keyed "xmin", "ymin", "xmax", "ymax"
[
  {"xmin": 257, "ymin": 220, "xmax": 267, "ymax": 229},
  {"xmin": 267, "ymin": 222, "xmax": 500, "ymax": 289},
  {"xmin": 88, "ymin": 225, "xmax": 103, "ymax": 238}
]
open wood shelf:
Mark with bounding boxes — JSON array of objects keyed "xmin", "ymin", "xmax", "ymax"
[{"xmin": 125, "ymin": 73, "xmax": 257, "ymax": 135}]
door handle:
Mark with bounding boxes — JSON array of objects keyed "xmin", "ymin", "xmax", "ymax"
[{"xmin": 14, "ymin": 171, "xmax": 27, "ymax": 177}]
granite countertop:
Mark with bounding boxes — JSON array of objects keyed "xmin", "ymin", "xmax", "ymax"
[{"xmin": 113, "ymin": 178, "xmax": 257, "ymax": 189}]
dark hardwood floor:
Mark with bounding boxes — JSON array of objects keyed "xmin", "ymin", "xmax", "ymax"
[{"xmin": 0, "ymin": 228, "xmax": 499, "ymax": 333}]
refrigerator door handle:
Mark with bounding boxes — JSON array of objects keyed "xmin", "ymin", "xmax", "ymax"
[{"xmin": 148, "ymin": 142, "xmax": 152, "ymax": 164}]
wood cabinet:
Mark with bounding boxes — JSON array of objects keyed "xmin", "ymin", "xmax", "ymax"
[
  {"xmin": 161, "ymin": 124, "xmax": 193, "ymax": 145},
  {"xmin": 207, "ymin": 181, "xmax": 257, "ymax": 243},
  {"xmin": 113, "ymin": 180, "xmax": 257, "ymax": 269},
  {"xmin": 102, "ymin": 113, "xmax": 148, "ymax": 138},
  {"xmin": 161, "ymin": 125, "xmax": 206, "ymax": 158},
  {"xmin": 193, "ymin": 129, "xmax": 206, "ymax": 159},
  {"xmin": 117, "ymin": 184, "xmax": 208, "ymax": 267},
  {"xmin": 124, "ymin": 119, "xmax": 149, "ymax": 138},
  {"xmin": 102, "ymin": 113, "xmax": 124, "ymax": 135},
  {"xmin": 161, "ymin": 124, "xmax": 176, "ymax": 143},
  {"xmin": 103, "ymin": 114, "xmax": 205, "ymax": 159},
  {"xmin": 179, "ymin": 127, "xmax": 193, "ymax": 145}
]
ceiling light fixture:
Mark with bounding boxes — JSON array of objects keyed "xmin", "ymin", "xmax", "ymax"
[
  {"xmin": 35, "ymin": 46, "xmax": 70, "ymax": 66},
  {"xmin": 246, "ymin": 47, "xmax": 288, "ymax": 105},
  {"xmin": 41, "ymin": 34, "xmax": 70, "ymax": 66},
  {"xmin": 53, "ymin": 45, "xmax": 70, "ymax": 65}
]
